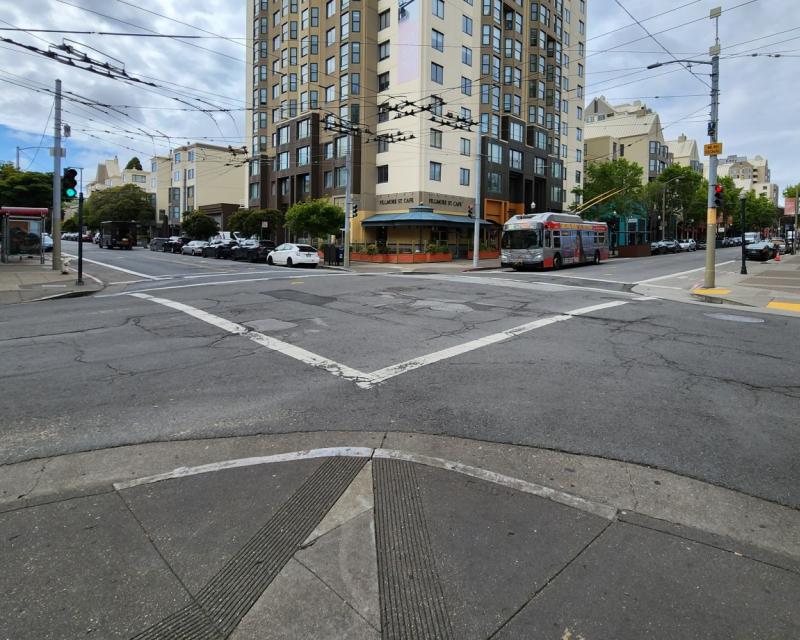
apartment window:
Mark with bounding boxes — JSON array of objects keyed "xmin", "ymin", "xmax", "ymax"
[
  {"xmin": 340, "ymin": 43, "xmax": 349, "ymax": 70},
  {"xmin": 326, "ymin": 27, "xmax": 336, "ymax": 46},
  {"xmin": 430, "ymin": 95, "xmax": 444, "ymax": 115},
  {"xmin": 430, "ymin": 128, "xmax": 442, "ymax": 149},
  {"xmin": 326, "ymin": 56, "xmax": 335, "ymax": 75},
  {"xmin": 576, "ymin": 128, "xmax": 582, "ymax": 142},
  {"xmin": 377, "ymin": 165, "xmax": 389, "ymax": 183},
  {"xmin": 378, "ymin": 104, "xmax": 390, "ymax": 123},
  {"xmin": 377, "ymin": 139, "xmax": 388, "ymax": 153},
  {"xmin": 323, "ymin": 171, "xmax": 333, "ymax": 188},
  {"xmin": 341, "ymin": 12, "xmax": 350, "ymax": 39},
  {"xmin": 378, "ymin": 72, "xmax": 390, "ymax": 91},
  {"xmin": 297, "ymin": 146, "xmax": 310, "ymax": 166},
  {"xmin": 431, "ymin": 62, "xmax": 444, "ymax": 84},
  {"xmin": 509, "ymin": 149, "xmax": 523, "ymax": 171},
  {"xmin": 379, "ymin": 40, "xmax": 390, "ymax": 60},
  {"xmin": 174, "ymin": 152, "xmax": 182, "ymax": 163},
  {"xmin": 577, "ymin": 63, "xmax": 584, "ymax": 78},
  {"xmin": 576, "ymin": 149, "xmax": 582, "ymax": 162},
  {"xmin": 379, "ymin": 9, "xmax": 390, "ymax": 30},
  {"xmin": 296, "ymin": 119, "xmax": 310, "ymax": 140},
  {"xmin": 277, "ymin": 125, "xmax": 290, "ymax": 145},
  {"xmin": 461, "ymin": 76, "xmax": 472, "ymax": 95},
  {"xmin": 351, "ymin": 10, "xmax": 360, "ymax": 32},
  {"xmin": 310, "ymin": 35, "xmax": 318, "ymax": 54},
  {"xmin": 575, "ymin": 170, "xmax": 582, "ymax": 184},
  {"xmin": 249, "ymin": 183, "xmax": 260, "ymax": 200},
  {"xmin": 325, "ymin": 85, "xmax": 335, "ymax": 102},
  {"xmin": 578, "ymin": 20, "xmax": 585, "ymax": 35},
  {"xmin": 335, "ymin": 166, "xmax": 348, "ymax": 187},
  {"xmin": 488, "ymin": 142, "xmax": 502, "ymax": 164},
  {"xmin": 276, "ymin": 151, "xmax": 289, "ymax": 170},
  {"xmin": 352, "ymin": 42, "xmax": 360, "ymax": 63},
  {"xmin": 326, "ymin": 0, "xmax": 335, "ymax": 17},
  {"xmin": 462, "ymin": 46, "xmax": 472, "ymax": 66},
  {"xmin": 429, "ymin": 161, "xmax": 442, "ymax": 181},
  {"xmin": 576, "ymin": 106, "xmax": 583, "ymax": 120},
  {"xmin": 462, "ymin": 15, "xmax": 473, "ymax": 35},
  {"xmin": 432, "ymin": 29, "xmax": 444, "ymax": 52},
  {"xmin": 459, "ymin": 168, "xmax": 470, "ymax": 186},
  {"xmin": 509, "ymin": 121, "xmax": 523, "ymax": 142},
  {"xmin": 460, "ymin": 138, "xmax": 471, "ymax": 156},
  {"xmin": 487, "ymin": 171, "xmax": 501, "ymax": 192},
  {"xmin": 324, "ymin": 142, "xmax": 333, "ymax": 159},
  {"xmin": 620, "ymin": 143, "xmax": 625, "ymax": 157},
  {"xmin": 187, "ymin": 150, "xmax": 195, "ymax": 162},
  {"xmin": 433, "ymin": 0, "xmax": 444, "ymax": 18}
]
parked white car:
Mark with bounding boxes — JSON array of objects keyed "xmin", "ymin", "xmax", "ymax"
[
  {"xmin": 181, "ymin": 240, "xmax": 208, "ymax": 256},
  {"xmin": 41, "ymin": 232, "xmax": 53, "ymax": 252},
  {"xmin": 266, "ymin": 243, "xmax": 320, "ymax": 268},
  {"xmin": 678, "ymin": 239, "xmax": 696, "ymax": 252}
]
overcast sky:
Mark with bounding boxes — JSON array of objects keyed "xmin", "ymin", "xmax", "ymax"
[{"xmin": 0, "ymin": 0, "xmax": 797, "ymax": 203}]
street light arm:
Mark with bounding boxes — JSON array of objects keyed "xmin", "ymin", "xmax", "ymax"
[{"xmin": 647, "ymin": 59, "xmax": 712, "ymax": 69}]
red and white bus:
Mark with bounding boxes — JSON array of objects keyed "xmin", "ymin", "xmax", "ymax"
[{"xmin": 501, "ymin": 212, "xmax": 609, "ymax": 270}]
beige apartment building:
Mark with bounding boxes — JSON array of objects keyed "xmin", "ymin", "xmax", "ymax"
[
  {"xmin": 152, "ymin": 143, "xmax": 246, "ymax": 228},
  {"xmin": 246, "ymin": 0, "xmax": 588, "ymax": 248},
  {"xmin": 709, "ymin": 154, "xmax": 779, "ymax": 205},
  {"xmin": 666, "ymin": 133, "xmax": 703, "ymax": 174},
  {"xmin": 584, "ymin": 96, "xmax": 672, "ymax": 184}
]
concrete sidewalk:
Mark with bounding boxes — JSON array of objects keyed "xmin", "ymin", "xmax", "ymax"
[
  {"xmin": 329, "ymin": 257, "xmax": 502, "ymax": 274},
  {"xmin": 0, "ymin": 255, "xmax": 103, "ymax": 304},
  {"xmin": 2, "ymin": 431, "xmax": 798, "ymax": 639},
  {"xmin": 635, "ymin": 252, "xmax": 800, "ymax": 316}
]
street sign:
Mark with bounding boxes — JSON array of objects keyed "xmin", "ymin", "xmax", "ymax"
[
  {"xmin": 261, "ymin": 221, "xmax": 269, "ymax": 228},
  {"xmin": 704, "ymin": 142, "xmax": 723, "ymax": 156}
]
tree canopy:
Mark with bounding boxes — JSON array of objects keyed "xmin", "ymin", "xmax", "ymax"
[
  {"xmin": 285, "ymin": 199, "xmax": 344, "ymax": 239},
  {"xmin": 84, "ymin": 184, "xmax": 154, "ymax": 230},
  {"xmin": 783, "ymin": 184, "xmax": 799, "ymax": 199},
  {"xmin": 573, "ymin": 158, "xmax": 645, "ymax": 221},
  {"xmin": 0, "ymin": 163, "xmax": 52, "ymax": 208},
  {"xmin": 228, "ymin": 208, "xmax": 284, "ymax": 238},
  {"xmin": 181, "ymin": 211, "xmax": 219, "ymax": 240},
  {"xmin": 125, "ymin": 157, "xmax": 143, "ymax": 171}
]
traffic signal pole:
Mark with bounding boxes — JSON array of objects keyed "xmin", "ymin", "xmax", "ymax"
[
  {"xmin": 51, "ymin": 79, "xmax": 62, "ymax": 272},
  {"xmin": 703, "ymin": 15, "xmax": 721, "ymax": 289}
]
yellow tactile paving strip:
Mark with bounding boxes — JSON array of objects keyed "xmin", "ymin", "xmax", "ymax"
[{"xmin": 767, "ymin": 301, "xmax": 800, "ymax": 313}]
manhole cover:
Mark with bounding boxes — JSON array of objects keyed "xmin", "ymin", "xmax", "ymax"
[{"xmin": 704, "ymin": 313, "xmax": 765, "ymax": 324}]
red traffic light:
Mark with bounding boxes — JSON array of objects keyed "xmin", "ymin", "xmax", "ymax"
[
  {"xmin": 715, "ymin": 184, "xmax": 723, "ymax": 194},
  {"xmin": 713, "ymin": 184, "xmax": 724, "ymax": 208}
]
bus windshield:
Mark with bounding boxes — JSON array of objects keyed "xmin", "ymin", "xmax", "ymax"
[{"xmin": 501, "ymin": 229, "xmax": 541, "ymax": 250}]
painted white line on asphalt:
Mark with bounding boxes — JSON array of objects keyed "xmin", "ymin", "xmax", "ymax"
[
  {"xmin": 67, "ymin": 267, "xmax": 104, "ymax": 285},
  {"xmin": 112, "ymin": 447, "xmax": 374, "ymax": 490},
  {"xmin": 130, "ymin": 293, "xmax": 630, "ymax": 389},
  {"xmin": 99, "ymin": 271, "xmax": 344, "ymax": 297},
  {"xmin": 63, "ymin": 253, "xmax": 162, "ymax": 280},
  {"xmin": 511, "ymin": 272, "xmax": 628, "ymax": 284},
  {"xmin": 129, "ymin": 292, "xmax": 371, "ymax": 385},
  {"xmin": 636, "ymin": 261, "xmax": 735, "ymax": 284},
  {"xmin": 373, "ymin": 449, "xmax": 617, "ymax": 520}
]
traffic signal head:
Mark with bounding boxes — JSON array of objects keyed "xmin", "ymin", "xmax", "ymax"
[
  {"xmin": 351, "ymin": 203, "xmax": 358, "ymax": 218},
  {"xmin": 714, "ymin": 184, "xmax": 723, "ymax": 209},
  {"xmin": 63, "ymin": 168, "xmax": 78, "ymax": 199}
]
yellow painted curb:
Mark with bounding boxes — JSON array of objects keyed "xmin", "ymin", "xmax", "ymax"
[
  {"xmin": 767, "ymin": 301, "xmax": 800, "ymax": 313},
  {"xmin": 692, "ymin": 288, "xmax": 731, "ymax": 295}
]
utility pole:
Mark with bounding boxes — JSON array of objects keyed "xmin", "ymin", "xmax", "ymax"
[
  {"xmin": 739, "ymin": 192, "xmax": 747, "ymax": 274},
  {"xmin": 703, "ymin": 8, "xmax": 722, "ymax": 288},
  {"xmin": 471, "ymin": 149, "xmax": 482, "ymax": 268},
  {"xmin": 16, "ymin": 146, "xmax": 20, "ymax": 170},
  {"xmin": 51, "ymin": 79, "xmax": 63, "ymax": 272},
  {"xmin": 343, "ymin": 130, "xmax": 353, "ymax": 268},
  {"xmin": 794, "ymin": 187, "xmax": 798, "ymax": 255}
]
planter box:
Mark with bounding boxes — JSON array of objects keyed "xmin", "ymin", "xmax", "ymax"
[
  {"xmin": 350, "ymin": 252, "xmax": 371, "ymax": 262},
  {"xmin": 467, "ymin": 250, "xmax": 500, "ymax": 259}
]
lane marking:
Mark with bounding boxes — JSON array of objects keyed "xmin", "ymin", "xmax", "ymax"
[
  {"xmin": 636, "ymin": 261, "xmax": 735, "ymax": 284},
  {"xmin": 130, "ymin": 292, "xmax": 630, "ymax": 389},
  {"xmin": 98, "ymin": 271, "xmax": 345, "ymax": 297},
  {"xmin": 113, "ymin": 447, "xmax": 614, "ymax": 519},
  {"xmin": 63, "ymin": 253, "xmax": 162, "ymax": 280}
]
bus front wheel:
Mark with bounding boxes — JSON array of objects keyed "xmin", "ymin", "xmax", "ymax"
[{"xmin": 553, "ymin": 253, "xmax": 562, "ymax": 270}]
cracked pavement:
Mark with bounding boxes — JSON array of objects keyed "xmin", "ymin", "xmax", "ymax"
[{"xmin": 1, "ymin": 267, "xmax": 799, "ymax": 509}]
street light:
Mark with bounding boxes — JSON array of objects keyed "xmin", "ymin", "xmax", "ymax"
[{"xmin": 739, "ymin": 191, "xmax": 747, "ymax": 275}]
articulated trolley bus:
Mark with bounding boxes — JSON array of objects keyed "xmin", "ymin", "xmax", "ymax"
[{"xmin": 501, "ymin": 212, "xmax": 609, "ymax": 270}]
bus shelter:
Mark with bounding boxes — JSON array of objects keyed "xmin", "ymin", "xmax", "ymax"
[{"xmin": 1, "ymin": 207, "xmax": 48, "ymax": 264}]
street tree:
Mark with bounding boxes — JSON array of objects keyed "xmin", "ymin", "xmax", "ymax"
[
  {"xmin": 0, "ymin": 163, "xmax": 52, "ymax": 207},
  {"xmin": 783, "ymin": 184, "xmax": 799, "ymax": 199},
  {"xmin": 125, "ymin": 157, "xmax": 143, "ymax": 171},
  {"xmin": 84, "ymin": 184, "xmax": 154, "ymax": 230},
  {"xmin": 743, "ymin": 191, "xmax": 778, "ymax": 231},
  {"xmin": 61, "ymin": 218, "xmax": 78, "ymax": 232},
  {"xmin": 228, "ymin": 208, "xmax": 284, "ymax": 238},
  {"xmin": 575, "ymin": 159, "xmax": 644, "ymax": 221},
  {"xmin": 181, "ymin": 211, "xmax": 219, "ymax": 240},
  {"xmin": 285, "ymin": 199, "xmax": 344, "ymax": 239}
]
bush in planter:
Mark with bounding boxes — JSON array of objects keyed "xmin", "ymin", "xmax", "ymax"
[
  {"xmin": 366, "ymin": 244, "xmax": 378, "ymax": 255},
  {"xmin": 377, "ymin": 244, "xmax": 390, "ymax": 254}
]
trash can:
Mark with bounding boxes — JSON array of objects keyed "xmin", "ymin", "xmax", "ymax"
[{"xmin": 336, "ymin": 247, "xmax": 344, "ymax": 265}]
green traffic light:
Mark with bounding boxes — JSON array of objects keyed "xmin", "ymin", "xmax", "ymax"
[{"xmin": 66, "ymin": 188, "xmax": 77, "ymax": 198}]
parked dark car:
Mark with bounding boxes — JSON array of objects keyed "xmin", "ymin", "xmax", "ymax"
[
  {"xmin": 745, "ymin": 241, "xmax": 777, "ymax": 261},
  {"xmin": 695, "ymin": 240, "xmax": 707, "ymax": 250},
  {"xmin": 650, "ymin": 241, "xmax": 662, "ymax": 255},
  {"xmin": 659, "ymin": 239, "xmax": 680, "ymax": 253},
  {"xmin": 201, "ymin": 239, "xmax": 237, "ymax": 259},
  {"xmin": 164, "ymin": 236, "xmax": 190, "ymax": 253},
  {"xmin": 230, "ymin": 239, "xmax": 257, "ymax": 261},
  {"xmin": 149, "ymin": 237, "xmax": 170, "ymax": 251}
]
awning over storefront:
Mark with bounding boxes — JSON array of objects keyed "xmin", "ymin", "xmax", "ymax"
[{"xmin": 362, "ymin": 210, "xmax": 494, "ymax": 228}]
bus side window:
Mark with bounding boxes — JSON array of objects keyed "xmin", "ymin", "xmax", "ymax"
[
  {"xmin": 544, "ymin": 230, "xmax": 550, "ymax": 247},
  {"xmin": 553, "ymin": 231, "xmax": 561, "ymax": 249}
]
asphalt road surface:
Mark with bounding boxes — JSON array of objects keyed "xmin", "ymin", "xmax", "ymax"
[{"xmin": 3, "ymin": 246, "xmax": 798, "ymax": 508}]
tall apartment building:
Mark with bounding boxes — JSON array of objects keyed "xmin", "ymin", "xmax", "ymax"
[{"xmin": 246, "ymin": 0, "xmax": 587, "ymax": 246}]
